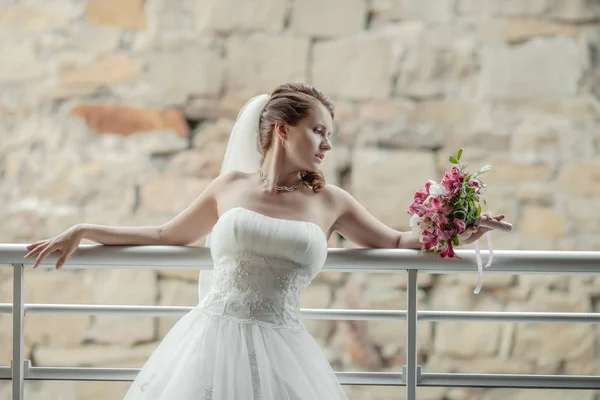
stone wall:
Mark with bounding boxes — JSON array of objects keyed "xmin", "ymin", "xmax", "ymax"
[{"xmin": 1, "ymin": 0, "xmax": 600, "ymax": 398}]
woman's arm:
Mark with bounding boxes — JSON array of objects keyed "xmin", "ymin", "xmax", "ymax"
[
  {"xmin": 24, "ymin": 172, "xmax": 235, "ymax": 269},
  {"xmin": 76, "ymin": 224, "xmax": 163, "ymax": 245},
  {"xmin": 79, "ymin": 173, "xmax": 227, "ymax": 246},
  {"xmin": 327, "ymin": 185, "xmax": 496, "ymax": 249},
  {"xmin": 326, "ymin": 185, "xmax": 420, "ymax": 249}
]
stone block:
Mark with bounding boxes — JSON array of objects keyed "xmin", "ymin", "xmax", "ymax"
[
  {"xmin": 565, "ymin": 197, "xmax": 600, "ymax": 234},
  {"xmin": 510, "ymin": 115, "xmax": 595, "ymax": 164},
  {"xmin": 140, "ymin": 47, "xmax": 223, "ymax": 104},
  {"xmin": 86, "ymin": 0, "xmax": 147, "ymax": 30},
  {"xmin": 71, "ymin": 104, "xmax": 188, "ymax": 136},
  {"xmin": 290, "ymin": 0, "xmax": 367, "ymax": 37},
  {"xmin": 510, "ymin": 288, "xmax": 595, "ymax": 362},
  {"xmin": 59, "ymin": 53, "xmax": 140, "ymax": 88},
  {"xmin": 433, "ymin": 297, "xmax": 504, "ymax": 358},
  {"xmin": 312, "ymin": 35, "xmax": 394, "ymax": 100},
  {"xmin": 226, "ymin": 35, "xmax": 309, "ymax": 99},
  {"xmin": 457, "ymin": 0, "xmax": 548, "ymax": 17},
  {"xmin": 0, "ymin": 40, "xmax": 45, "ymax": 83},
  {"xmin": 546, "ymin": 0, "xmax": 600, "ymax": 22},
  {"xmin": 558, "ymin": 161, "xmax": 600, "ymax": 196},
  {"xmin": 195, "ymin": 0, "xmax": 287, "ymax": 33},
  {"xmin": 479, "ymin": 38, "xmax": 582, "ymax": 99},
  {"xmin": 520, "ymin": 205, "xmax": 568, "ymax": 239},
  {"xmin": 396, "ymin": 43, "xmax": 478, "ymax": 99},
  {"xmin": 0, "ymin": 3, "xmax": 74, "ymax": 31},
  {"xmin": 478, "ymin": 19, "xmax": 578, "ymax": 44}
]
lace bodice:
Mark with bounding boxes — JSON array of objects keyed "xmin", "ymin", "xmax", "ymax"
[{"xmin": 197, "ymin": 207, "xmax": 328, "ymax": 330}]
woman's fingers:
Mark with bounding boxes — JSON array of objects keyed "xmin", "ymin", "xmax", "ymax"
[
  {"xmin": 32, "ymin": 245, "xmax": 59, "ymax": 269},
  {"xmin": 56, "ymin": 254, "xmax": 67, "ymax": 270},
  {"xmin": 25, "ymin": 241, "xmax": 45, "ymax": 251},
  {"xmin": 24, "ymin": 243, "xmax": 48, "ymax": 259}
]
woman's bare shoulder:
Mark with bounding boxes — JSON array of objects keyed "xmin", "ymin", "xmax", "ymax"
[
  {"xmin": 320, "ymin": 183, "xmax": 349, "ymax": 202},
  {"xmin": 317, "ymin": 183, "xmax": 351, "ymax": 212},
  {"xmin": 213, "ymin": 170, "xmax": 253, "ymax": 187}
]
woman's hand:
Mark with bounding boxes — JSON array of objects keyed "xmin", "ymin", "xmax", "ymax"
[
  {"xmin": 23, "ymin": 225, "xmax": 84, "ymax": 270},
  {"xmin": 459, "ymin": 214, "xmax": 506, "ymax": 245}
]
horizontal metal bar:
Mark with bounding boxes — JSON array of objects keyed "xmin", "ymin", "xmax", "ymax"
[
  {"xmin": 25, "ymin": 304, "xmax": 194, "ymax": 317},
  {"xmin": 336, "ymin": 371, "xmax": 403, "ymax": 386},
  {"xmin": 420, "ymin": 373, "xmax": 600, "ymax": 389},
  {"xmin": 0, "ymin": 304, "xmax": 405, "ymax": 320},
  {"xmin": 24, "ymin": 367, "xmax": 404, "ymax": 385},
  {"xmin": 2, "ymin": 244, "xmax": 600, "ymax": 275},
  {"xmin": 418, "ymin": 311, "xmax": 600, "ymax": 323},
  {"xmin": 3, "ymin": 365, "xmax": 600, "ymax": 390},
  {"xmin": 304, "ymin": 308, "xmax": 405, "ymax": 320},
  {"xmin": 2, "ymin": 304, "xmax": 599, "ymax": 324},
  {"xmin": 27, "ymin": 366, "xmax": 140, "ymax": 381}
]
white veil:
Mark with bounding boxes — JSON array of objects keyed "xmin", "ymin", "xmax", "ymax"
[{"xmin": 198, "ymin": 94, "xmax": 270, "ymax": 303}]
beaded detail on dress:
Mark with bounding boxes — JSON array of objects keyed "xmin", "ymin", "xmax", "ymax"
[{"xmin": 197, "ymin": 252, "xmax": 314, "ymax": 330}]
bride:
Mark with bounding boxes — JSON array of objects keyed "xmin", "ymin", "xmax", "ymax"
[{"xmin": 24, "ymin": 83, "xmax": 501, "ymax": 399}]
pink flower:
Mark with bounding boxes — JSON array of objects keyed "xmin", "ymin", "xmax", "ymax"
[
  {"xmin": 408, "ymin": 184, "xmax": 432, "ymax": 216},
  {"xmin": 441, "ymin": 167, "xmax": 465, "ymax": 195},
  {"xmin": 440, "ymin": 242, "xmax": 458, "ymax": 259},
  {"xmin": 421, "ymin": 231, "xmax": 440, "ymax": 251},
  {"xmin": 452, "ymin": 218, "xmax": 466, "ymax": 233},
  {"xmin": 431, "ymin": 212, "xmax": 448, "ymax": 226}
]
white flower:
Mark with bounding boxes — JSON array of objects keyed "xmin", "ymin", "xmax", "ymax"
[
  {"xmin": 410, "ymin": 214, "xmax": 434, "ymax": 240},
  {"xmin": 409, "ymin": 214, "xmax": 422, "ymax": 238},
  {"xmin": 425, "ymin": 180, "xmax": 448, "ymax": 204}
]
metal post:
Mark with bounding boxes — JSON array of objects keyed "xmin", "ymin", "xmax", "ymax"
[
  {"xmin": 12, "ymin": 263, "xmax": 24, "ymax": 400},
  {"xmin": 405, "ymin": 269, "xmax": 418, "ymax": 399}
]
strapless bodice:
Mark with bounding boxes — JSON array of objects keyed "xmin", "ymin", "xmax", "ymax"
[{"xmin": 197, "ymin": 207, "xmax": 328, "ymax": 330}]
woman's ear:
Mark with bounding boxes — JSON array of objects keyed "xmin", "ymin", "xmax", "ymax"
[{"xmin": 274, "ymin": 123, "xmax": 288, "ymax": 141}]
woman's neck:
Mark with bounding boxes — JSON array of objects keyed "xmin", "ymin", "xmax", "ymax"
[{"xmin": 259, "ymin": 152, "xmax": 303, "ymax": 193}]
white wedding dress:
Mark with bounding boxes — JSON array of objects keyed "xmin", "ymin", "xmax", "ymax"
[{"xmin": 123, "ymin": 207, "xmax": 349, "ymax": 399}]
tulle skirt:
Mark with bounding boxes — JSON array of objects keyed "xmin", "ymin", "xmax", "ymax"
[{"xmin": 122, "ymin": 307, "xmax": 348, "ymax": 399}]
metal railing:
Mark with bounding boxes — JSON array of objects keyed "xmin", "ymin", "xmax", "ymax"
[{"xmin": 1, "ymin": 244, "xmax": 600, "ymax": 399}]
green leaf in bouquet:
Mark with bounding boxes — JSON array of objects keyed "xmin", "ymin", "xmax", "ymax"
[
  {"xmin": 452, "ymin": 235, "xmax": 459, "ymax": 246},
  {"xmin": 454, "ymin": 210, "xmax": 466, "ymax": 220},
  {"xmin": 457, "ymin": 148, "xmax": 463, "ymax": 161},
  {"xmin": 449, "ymin": 156, "xmax": 458, "ymax": 164},
  {"xmin": 477, "ymin": 204, "xmax": 482, "ymax": 217},
  {"xmin": 478, "ymin": 165, "xmax": 492, "ymax": 174}
]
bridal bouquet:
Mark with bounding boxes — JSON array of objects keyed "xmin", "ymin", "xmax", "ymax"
[{"xmin": 407, "ymin": 149, "xmax": 512, "ymax": 292}]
